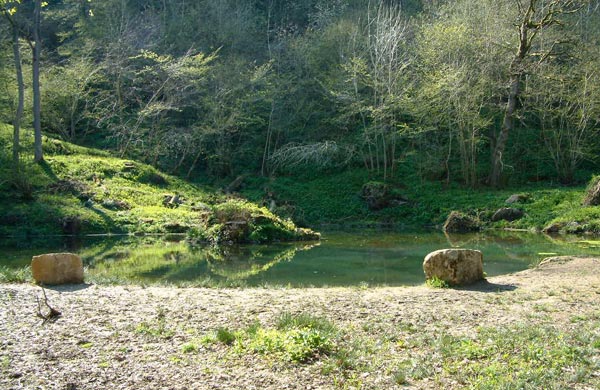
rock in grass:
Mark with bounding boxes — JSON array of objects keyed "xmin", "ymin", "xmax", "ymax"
[
  {"xmin": 31, "ymin": 253, "xmax": 84, "ymax": 285},
  {"xmin": 583, "ymin": 176, "xmax": 600, "ymax": 206},
  {"xmin": 491, "ymin": 207, "xmax": 524, "ymax": 222},
  {"xmin": 443, "ymin": 211, "xmax": 480, "ymax": 233},
  {"xmin": 423, "ymin": 249, "xmax": 484, "ymax": 286}
]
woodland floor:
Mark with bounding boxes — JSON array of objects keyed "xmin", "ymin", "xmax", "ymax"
[{"xmin": 1, "ymin": 257, "xmax": 599, "ymax": 389}]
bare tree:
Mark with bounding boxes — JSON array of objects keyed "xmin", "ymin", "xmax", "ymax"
[{"xmin": 489, "ymin": 0, "xmax": 583, "ymax": 187}]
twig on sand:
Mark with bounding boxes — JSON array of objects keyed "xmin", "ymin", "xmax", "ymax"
[{"xmin": 36, "ymin": 287, "xmax": 61, "ymax": 324}]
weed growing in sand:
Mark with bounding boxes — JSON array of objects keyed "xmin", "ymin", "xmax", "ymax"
[
  {"xmin": 134, "ymin": 309, "xmax": 174, "ymax": 339},
  {"xmin": 1, "ymin": 356, "xmax": 10, "ymax": 371},
  {"xmin": 181, "ymin": 343, "xmax": 198, "ymax": 353},
  {"xmin": 426, "ymin": 276, "xmax": 449, "ymax": 288},
  {"xmin": 216, "ymin": 327, "xmax": 237, "ymax": 345}
]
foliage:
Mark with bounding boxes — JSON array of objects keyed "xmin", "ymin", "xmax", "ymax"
[
  {"xmin": 1, "ymin": 1, "xmax": 599, "ymax": 235},
  {"xmin": 203, "ymin": 313, "xmax": 337, "ymax": 363},
  {"xmin": 205, "ymin": 199, "xmax": 317, "ymax": 244},
  {"xmin": 0, "ymin": 124, "xmax": 315, "ymax": 240},
  {"xmin": 425, "ymin": 276, "xmax": 450, "ymax": 289},
  {"xmin": 0, "ymin": 265, "xmax": 30, "ymax": 283}
]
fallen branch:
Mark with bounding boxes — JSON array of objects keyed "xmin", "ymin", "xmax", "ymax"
[{"xmin": 36, "ymin": 287, "xmax": 61, "ymax": 324}]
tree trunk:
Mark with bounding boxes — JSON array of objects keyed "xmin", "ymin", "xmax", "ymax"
[
  {"xmin": 32, "ymin": 0, "xmax": 43, "ymax": 163},
  {"xmin": 489, "ymin": 12, "xmax": 530, "ymax": 188},
  {"xmin": 10, "ymin": 17, "xmax": 24, "ymax": 172},
  {"xmin": 489, "ymin": 71, "xmax": 520, "ymax": 187}
]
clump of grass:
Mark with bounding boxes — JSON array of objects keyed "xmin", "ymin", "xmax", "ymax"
[
  {"xmin": 134, "ymin": 309, "xmax": 174, "ymax": 339},
  {"xmin": 216, "ymin": 327, "xmax": 237, "ymax": 345},
  {"xmin": 426, "ymin": 276, "xmax": 450, "ymax": 288},
  {"xmin": 202, "ymin": 313, "xmax": 337, "ymax": 363},
  {"xmin": 181, "ymin": 343, "xmax": 198, "ymax": 353},
  {"xmin": 0, "ymin": 266, "xmax": 31, "ymax": 283},
  {"xmin": 276, "ymin": 312, "xmax": 337, "ymax": 334}
]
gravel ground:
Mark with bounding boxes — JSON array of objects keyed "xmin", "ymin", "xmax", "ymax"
[{"xmin": 1, "ymin": 257, "xmax": 599, "ymax": 389}]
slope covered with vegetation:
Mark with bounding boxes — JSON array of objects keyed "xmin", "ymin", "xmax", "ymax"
[{"xmin": 0, "ymin": 124, "xmax": 318, "ymax": 241}]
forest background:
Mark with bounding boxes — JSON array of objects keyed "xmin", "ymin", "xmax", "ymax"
[{"xmin": 1, "ymin": 0, "xmax": 599, "ymax": 231}]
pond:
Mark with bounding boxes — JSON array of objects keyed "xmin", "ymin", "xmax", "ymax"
[{"xmin": 1, "ymin": 230, "xmax": 598, "ymax": 287}]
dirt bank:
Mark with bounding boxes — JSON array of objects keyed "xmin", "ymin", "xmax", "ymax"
[{"xmin": 1, "ymin": 257, "xmax": 599, "ymax": 389}]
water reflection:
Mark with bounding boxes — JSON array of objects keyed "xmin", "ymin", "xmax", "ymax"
[{"xmin": 0, "ymin": 230, "xmax": 597, "ymax": 287}]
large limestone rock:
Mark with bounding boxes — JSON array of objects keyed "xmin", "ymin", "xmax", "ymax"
[
  {"xmin": 31, "ymin": 253, "xmax": 84, "ymax": 285},
  {"xmin": 423, "ymin": 249, "xmax": 484, "ymax": 286}
]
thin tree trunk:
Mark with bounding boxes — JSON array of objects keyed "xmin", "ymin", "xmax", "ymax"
[
  {"xmin": 32, "ymin": 0, "xmax": 43, "ymax": 162},
  {"xmin": 490, "ymin": 71, "xmax": 520, "ymax": 187},
  {"xmin": 11, "ymin": 18, "xmax": 24, "ymax": 172}
]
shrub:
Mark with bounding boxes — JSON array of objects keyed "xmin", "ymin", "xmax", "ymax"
[{"xmin": 204, "ymin": 199, "xmax": 318, "ymax": 244}]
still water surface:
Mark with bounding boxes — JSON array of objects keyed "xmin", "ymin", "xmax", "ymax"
[{"xmin": 2, "ymin": 231, "xmax": 598, "ymax": 287}]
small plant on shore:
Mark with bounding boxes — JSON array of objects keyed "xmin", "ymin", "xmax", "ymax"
[
  {"xmin": 181, "ymin": 343, "xmax": 198, "ymax": 353},
  {"xmin": 202, "ymin": 313, "xmax": 337, "ymax": 363},
  {"xmin": 426, "ymin": 276, "xmax": 450, "ymax": 288},
  {"xmin": 0, "ymin": 266, "xmax": 30, "ymax": 283},
  {"xmin": 216, "ymin": 327, "xmax": 237, "ymax": 345},
  {"xmin": 135, "ymin": 309, "xmax": 174, "ymax": 339}
]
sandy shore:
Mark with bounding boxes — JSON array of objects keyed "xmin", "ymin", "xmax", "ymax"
[{"xmin": 1, "ymin": 257, "xmax": 599, "ymax": 389}]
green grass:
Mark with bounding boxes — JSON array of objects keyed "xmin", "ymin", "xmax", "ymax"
[
  {"xmin": 201, "ymin": 313, "xmax": 338, "ymax": 363},
  {"xmin": 242, "ymin": 169, "xmax": 600, "ymax": 233},
  {"xmin": 425, "ymin": 276, "xmax": 450, "ymax": 288},
  {"xmin": 0, "ymin": 265, "xmax": 30, "ymax": 283},
  {"xmin": 437, "ymin": 324, "xmax": 599, "ymax": 389},
  {"xmin": 0, "ymin": 123, "xmax": 314, "ymax": 241}
]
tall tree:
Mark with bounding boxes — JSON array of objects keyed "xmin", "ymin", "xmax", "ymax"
[
  {"xmin": 1, "ymin": 0, "xmax": 24, "ymax": 171},
  {"xmin": 489, "ymin": 0, "xmax": 582, "ymax": 187},
  {"xmin": 31, "ymin": 0, "xmax": 42, "ymax": 162}
]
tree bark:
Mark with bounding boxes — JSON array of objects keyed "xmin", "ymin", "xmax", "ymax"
[
  {"xmin": 488, "ymin": 0, "xmax": 579, "ymax": 187},
  {"xmin": 489, "ymin": 8, "xmax": 530, "ymax": 187},
  {"xmin": 490, "ymin": 70, "xmax": 521, "ymax": 187},
  {"xmin": 9, "ymin": 15, "xmax": 24, "ymax": 172},
  {"xmin": 32, "ymin": 0, "xmax": 43, "ymax": 162}
]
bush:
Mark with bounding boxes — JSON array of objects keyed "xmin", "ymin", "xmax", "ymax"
[{"xmin": 204, "ymin": 199, "xmax": 319, "ymax": 244}]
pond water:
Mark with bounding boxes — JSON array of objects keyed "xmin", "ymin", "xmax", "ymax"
[{"xmin": 1, "ymin": 231, "xmax": 598, "ymax": 287}]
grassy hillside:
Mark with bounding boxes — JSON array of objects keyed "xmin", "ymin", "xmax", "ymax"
[
  {"xmin": 240, "ymin": 169, "xmax": 600, "ymax": 234},
  {"xmin": 0, "ymin": 124, "xmax": 315, "ymax": 241},
  {"xmin": 1, "ymin": 123, "xmax": 598, "ymax": 238}
]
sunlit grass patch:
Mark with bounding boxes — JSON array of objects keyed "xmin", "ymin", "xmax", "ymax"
[
  {"xmin": 0, "ymin": 265, "xmax": 31, "ymax": 283},
  {"xmin": 437, "ymin": 323, "xmax": 599, "ymax": 389},
  {"xmin": 200, "ymin": 313, "xmax": 337, "ymax": 363}
]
